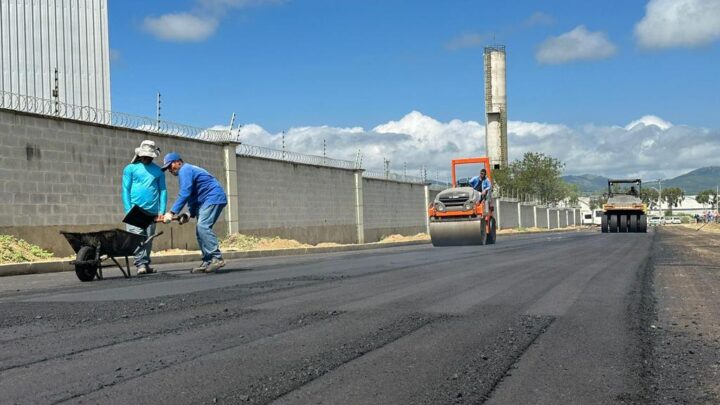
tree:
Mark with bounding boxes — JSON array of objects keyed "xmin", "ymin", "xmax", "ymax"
[
  {"xmin": 589, "ymin": 195, "xmax": 608, "ymax": 211},
  {"xmin": 696, "ymin": 189, "xmax": 719, "ymax": 210},
  {"xmin": 640, "ymin": 187, "xmax": 660, "ymax": 210},
  {"xmin": 662, "ymin": 187, "xmax": 685, "ymax": 215},
  {"xmin": 492, "ymin": 152, "xmax": 568, "ymax": 205}
]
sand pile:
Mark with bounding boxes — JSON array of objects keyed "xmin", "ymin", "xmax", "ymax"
[{"xmin": 0, "ymin": 235, "xmax": 54, "ymax": 264}]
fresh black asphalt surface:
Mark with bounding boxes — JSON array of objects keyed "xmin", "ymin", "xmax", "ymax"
[{"xmin": 0, "ymin": 230, "xmax": 657, "ymax": 404}]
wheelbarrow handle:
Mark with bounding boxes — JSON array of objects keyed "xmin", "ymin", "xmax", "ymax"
[
  {"xmin": 143, "ymin": 231, "xmax": 164, "ymax": 246},
  {"xmin": 133, "ymin": 231, "xmax": 165, "ymax": 255}
]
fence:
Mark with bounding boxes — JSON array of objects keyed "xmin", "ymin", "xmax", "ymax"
[{"xmin": 0, "ymin": 90, "xmax": 236, "ymax": 143}]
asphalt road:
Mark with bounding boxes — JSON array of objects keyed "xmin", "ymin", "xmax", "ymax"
[{"xmin": 0, "ymin": 230, "xmax": 656, "ymax": 404}]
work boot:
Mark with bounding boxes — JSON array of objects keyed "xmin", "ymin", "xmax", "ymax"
[
  {"xmin": 205, "ymin": 258, "xmax": 226, "ymax": 273},
  {"xmin": 191, "ymin": 262, "xmax": 209, "ymax": 274}
]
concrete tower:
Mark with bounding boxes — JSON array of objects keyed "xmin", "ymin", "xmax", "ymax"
[{"xmin": 484, "ymin": 45, "xmax": 507, "ymax": 170}]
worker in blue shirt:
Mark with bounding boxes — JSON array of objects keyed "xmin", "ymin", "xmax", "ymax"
[
  {"xmin": 469, "ymin": 169, "xmax": 492, "ymax": 213},
  {"xmin": 122, "ymin": 140, "xmax": 167, "ymax": 275},
  {"xmin": 162, "ymin": 152, "xmax": 228, "ymax": 273}
]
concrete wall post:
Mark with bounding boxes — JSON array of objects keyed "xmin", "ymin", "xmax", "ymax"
[
  {"xmin": 222, "ymin": 143, "xmax": 240, "ymax": 236},
  {"xmin": 547, "ymin": 208, "xmax": 551, "ymax": 230},
  {"xmin": 424, "ymin": 184, "xmax": 431, "ymax": 235},
  {"xmin": 354, "ymin": 170, "xmax": 365, "ymax": 244},
  {"xmin": 557, "ymin": 210, "xmax": 561, "ymax": 229},
  {"xmin": 533, "ymin": 205, "xmax": 537, "ymax": 228},
  {"xmin": 496, "ymin": 198, "xmax": 502, "ymax": 230},
  {"xmin": 517, "ymin": 202, "xmax": 522, "ymax": 228}
]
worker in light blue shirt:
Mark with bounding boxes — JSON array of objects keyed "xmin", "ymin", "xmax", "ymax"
[
  {"xmin": 162, "ymin": 152, "xmax": 228, "ymax": 274},
  {"xmin": 122, "ymin": 140, "xmax": 167, "ymax": 274},
  {"xmin": 469, "ymin": 168, "xmax": 492, "ymax": 214}
]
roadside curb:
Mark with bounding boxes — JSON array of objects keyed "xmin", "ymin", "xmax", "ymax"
[
  {"xmin": 0, "ymin": 227, "xmax": 585, "ymax": 278},
  {"xmin": 0, "ymin": 240, "xmax": 431, "ymax": 278}
]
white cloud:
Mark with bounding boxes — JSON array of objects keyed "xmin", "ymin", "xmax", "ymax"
[
  {"xmin": 524, "ymin": 12, "xmax": 556, "ymax": 27},
  {"xmin": 536, "ymin": 25, "xmax": 617, "ymax": 64},
  {"xmin": 143, "ymin": 0, "xmax": 283, "ymax": 42},
  {"xmin": 505, "ymin": 117, "xmax": 719, "ymax": 180},
  {"xmin": 445, "ymin": 33, "xmax": 487, "ymax": 51},
  {"xmin": 635, "ymin": 0, "xmax": 720, "ymax": 48},
  {"xmin": 228, "ymin": 111, "xmax": 720, "ymax": 181},
  {"xmin": 143, "ymin": 13, "xmax": 218, "ymax": 42},
  {"xmin": 625, "ymin": 115, "xmax": 673, "ymax": 131}
]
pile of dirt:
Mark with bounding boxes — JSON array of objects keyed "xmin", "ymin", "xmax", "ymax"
[
  {"xmin": 0, "ymin": 235, "xmax": 54, "ymax": 264},
  {"xmin": 221, "ymin": 234, "xmax": 314, "ymax": 251},
  {"xmin": 379, "ymin": 233, "xmax": 429, "ymax": 243},
  {"xmin": 154, "ymin": 248, "xmax": 198, "ymax": 256}
]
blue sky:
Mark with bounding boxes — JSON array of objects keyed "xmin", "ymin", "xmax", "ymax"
[{"xmin": 109, "ymin": 0, "xmax": 720, "ymax": 178}]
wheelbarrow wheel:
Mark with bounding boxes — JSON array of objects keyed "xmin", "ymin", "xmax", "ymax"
[{"xmin": 75, "ymin": 246, "xmax": 99, "ymax": 282}]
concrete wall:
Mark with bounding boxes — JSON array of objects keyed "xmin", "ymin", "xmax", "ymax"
[
  {"xmin": 559, "ymin": 210, "xmax": 568, "ymax": 228},
  {"xmin": 536, "ymin": 207, "xmax": 548, "ymax": 229},
  {"xmin": 363, "ymin": 178, "xmax": 427, "ymax": 242},
  {"xmin": 1, "ymin": 108, "xmax": 583, "ymax": 259},
  {"xmin": 236, "ymin": 156, "xmax": 358, "ymax": 245},
  {"xmin": 497, "ymin": 199, "xmax": 519, "ymax": 229},
  {"xmin": 549, "ymin": 209, "xmax": 559, "ymax": 229},
  {"xmin": 520, "ymin": 204, "xmax": 535, "ymax": 228},
  {"xmin": 0, "ymin": 109, "xmax": 227, "ymax": 255}
]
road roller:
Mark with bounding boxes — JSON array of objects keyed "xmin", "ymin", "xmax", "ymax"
[
  {"xmin": 601, "ymin": 179, "xmax": 648, "ymax": 233},
  {"xmin": 428, "ymin": 157, "xmax": 496, "ymax": 246}
]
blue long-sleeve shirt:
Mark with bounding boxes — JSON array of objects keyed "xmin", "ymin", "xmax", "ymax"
[
  {"xmin": 122, "ymin": 162, "xmax": 167, "ymax": 215},
  {"xmin": 170, "ymin": 163, "xmax": 227, "ymax": 216}
]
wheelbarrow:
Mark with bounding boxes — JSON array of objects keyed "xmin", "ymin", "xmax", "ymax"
[
  {"xmin": 61, "ymin": 229, "xmax": 164, "ymax": 281},
  {"xmin": 60, "ymin": 206, "xmax": 189, "ymax": 282}
]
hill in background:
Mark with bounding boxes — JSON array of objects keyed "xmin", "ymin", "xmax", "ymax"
[{"xmin": 563, "ymin": 167, "xmax": 720, "ymax": 195}]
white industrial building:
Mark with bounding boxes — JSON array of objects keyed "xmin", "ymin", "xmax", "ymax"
[{"xmin": 0, "ymin": 0, "xmax": 110, "ymax": 111}]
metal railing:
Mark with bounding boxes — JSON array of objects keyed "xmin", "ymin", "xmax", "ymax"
[
  {"xmin": 0, "ymin": 90, "xmax": 237, "ymax": 143},
  {"xmin": 363, "ymin": 169, "xmax": 428, "ymax": 185},
  {"xmin": 236, "ymin": 144, "xmax": 360, "ymax": 170}
]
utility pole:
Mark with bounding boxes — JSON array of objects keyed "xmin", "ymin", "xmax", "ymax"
[
  {"xmin": 228, "ymin": 112, "xmax": 236, "ymax": 138},
  {"xmin": 156, "ymin": 92, "xmax": 162, "ymax": 131},
  {"xmin": 52, "ymin": 68, "xmax": 60, "ymax": 115}
]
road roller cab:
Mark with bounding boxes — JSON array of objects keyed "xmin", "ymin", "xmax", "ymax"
[
  {"xmin": 428, "ymin": 157, "xmax": 497, "ymax": 246},
  {"xmin": 601, "ymin": 179, "xmax": 648, "ymax": 233}
]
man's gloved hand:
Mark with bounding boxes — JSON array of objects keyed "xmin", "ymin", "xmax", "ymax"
[
  {"xmin": 163, "ymin": 212, "xmax": 173, "ymax": 224},
  {"xmin": 177, "ymin": 213, "xmax": 190, "ymax": 225}
]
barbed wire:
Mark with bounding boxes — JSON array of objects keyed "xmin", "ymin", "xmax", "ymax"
[
  {"xmin": 236, "ymin": 144, "xmax": 360, "ymax": 170},
  {"xmin": 0, "ymin": 90, "xmax": 455, "ymax": 185},
  {"xmin": 0, "ymin": 90, "xmax": 238, "ymax": 143}
]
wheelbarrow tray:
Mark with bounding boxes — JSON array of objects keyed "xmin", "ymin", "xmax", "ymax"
[{"xmin": 61, "ymin": 229, "xmax": 146, "ymax": 257}]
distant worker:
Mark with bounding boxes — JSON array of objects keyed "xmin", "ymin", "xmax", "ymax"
[
  {"xmin": 122, "ymin": 140, "xmax": 167, "ymax": 275},
  {"xmin": 469, "ymin": 169, "xmax": 493, "ymax": 213},
  {"xmin": 629, "ymin": 186, "xmax": 638, "ymax": 197},
  {"xmin": 162, "ymin": 152, "xmax": 228, "ymax": 273}
]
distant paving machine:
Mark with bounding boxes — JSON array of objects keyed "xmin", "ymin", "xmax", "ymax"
[
  {"xmin": 601, "ymin": 179, "xmax": 648, "ymax": 233},
  {"xmin": 428, "ymin": 157, "xmax": 497, "ymax": 246}
]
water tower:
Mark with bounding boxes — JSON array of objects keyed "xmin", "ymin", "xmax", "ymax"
[{"xmin": 484, "ymin": 45, "xmax": 507, "ymax": 170}]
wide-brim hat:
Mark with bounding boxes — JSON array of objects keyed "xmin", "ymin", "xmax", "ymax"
[{"xmin": 131, "ymin": 140, "xmax": 160, "ymax": 163}]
